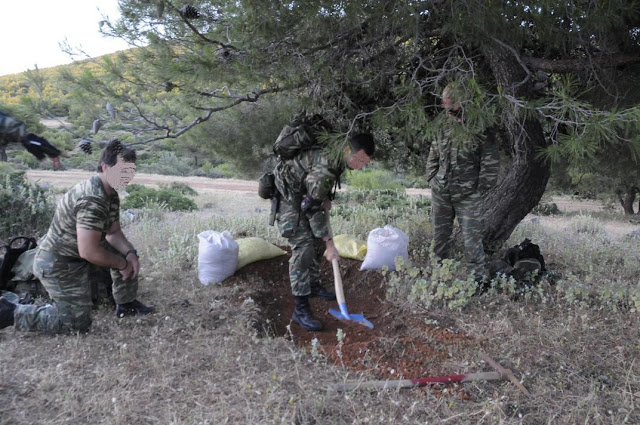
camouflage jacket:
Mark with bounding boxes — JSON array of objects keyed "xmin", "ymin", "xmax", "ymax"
[
  {"xmin": 39, "ymin": 175, "xmax": 120, "ymax": 258},
  {"xmin": 0, "ymin": 110, "xmax": 26, "ymax": 147},
  {"xmin": 426, "ymin": 117, "xmax": 499, "ymax": 199},
  {"xmin": 274, "ymin": 148, "xmax": 342, "ymax": 238}
]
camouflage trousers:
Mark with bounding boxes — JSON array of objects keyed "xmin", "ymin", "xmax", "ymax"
[
  {"xmin": 431, "ymin": 189, "xmax": 486, "ymax": 277},
  {"xmin": 0, "ymin": 111, "xmax": 25, "ymax": 148},
  {"xmin": 277, "ymin": 198, "xmax": 324, "ymax": 296},
  {"xmin": 14, "ymin": 244, "xmax": 139, "ymax": 333}
]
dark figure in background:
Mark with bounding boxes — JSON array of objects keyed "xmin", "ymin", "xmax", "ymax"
[{"xmin": 0, "ymin": 110, "xmax": 64, "ymax": 169}]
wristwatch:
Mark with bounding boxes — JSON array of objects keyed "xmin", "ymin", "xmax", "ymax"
[{"xmin": 126, "ymin": 249, "xmax": 138, "ymax": 258}]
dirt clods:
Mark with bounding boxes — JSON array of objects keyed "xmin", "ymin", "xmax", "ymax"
[{"xmin": 227, "ymin": 253, "xmax": 480, "ymax": 381}]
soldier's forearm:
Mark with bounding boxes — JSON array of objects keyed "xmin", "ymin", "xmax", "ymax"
[
  {"xmin": 105, "ymin": 231, "xmax": 134, "ymax": 256},
  {"xmin": 80, "ymin": 246, "xmax": 127, "ymax": 270}
]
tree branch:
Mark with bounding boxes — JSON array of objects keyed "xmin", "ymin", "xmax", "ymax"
[{"xmin": 523, "ymin": 54, "xmax": 640, "ymax": 73}]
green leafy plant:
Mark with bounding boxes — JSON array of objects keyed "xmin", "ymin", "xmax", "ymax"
[
  {"xmin": 0, "ymin": 170, "xmax": 54, "ymax": 241},
  {"xmin": 345, "ymin": 169, "xmax": 405, "ymax": 190},
  {"xmin": 122, "ymin": 187, "xmax": 197, "ymax": 212},
  {"xmin": 532, "ymin": 202, "xmax": 561, "ymax": 216},
  {"xmin": 159, "ymin": 182, "xmax": 198, "ymax": 197}
]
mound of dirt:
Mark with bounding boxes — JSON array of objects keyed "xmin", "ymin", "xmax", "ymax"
[{"xmin": 226, "ymin": 252, "xmax": 480, "ymax": 382}]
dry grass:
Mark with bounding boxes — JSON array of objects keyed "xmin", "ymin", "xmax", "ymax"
[{"xmin": 1, "ymin": 190, "xmax": 640, "ymax": 424}]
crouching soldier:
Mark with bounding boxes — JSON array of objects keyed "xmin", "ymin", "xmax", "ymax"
[
  {"xmin": 0, "ymin": 140, "xmax": 153, "ymax": 333},
  {"xmin": 0, "ymin": 110, "xmax": 65, "ymax": 169},
  {"xmin": 273, "ymin": 119, "xmax": 375, "ymax": 331}
]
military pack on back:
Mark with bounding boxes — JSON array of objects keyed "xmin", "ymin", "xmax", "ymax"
[
  {"xmin": 272, "ymin": 113, "xmax": 332, "ymax": 160},
  {"xmin": 261, "ymin": 113, "xmax": 334, "ymax": 225}
]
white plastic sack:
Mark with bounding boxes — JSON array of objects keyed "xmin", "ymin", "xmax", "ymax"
[
  {"xmin": 197, "ymin": 230, "xmax": 239, "ymax": 285},
  {"xmin": 360, "ymin": 225, "xmax": 409, "ymax": 271}
]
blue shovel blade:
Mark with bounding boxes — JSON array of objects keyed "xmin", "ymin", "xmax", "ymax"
[{"xmin": 329, "ymin": 307, "xmax": 374, "ymax": 329}]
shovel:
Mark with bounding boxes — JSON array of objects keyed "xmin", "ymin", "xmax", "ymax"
[{"xmin": 328, "ymin": 258, "xmax": 374, "ymax": 329}]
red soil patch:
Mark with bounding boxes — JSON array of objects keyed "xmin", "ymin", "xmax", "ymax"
[{"xmin": 226, "ymin": 253, "xmax": 478, "ymax": 382}]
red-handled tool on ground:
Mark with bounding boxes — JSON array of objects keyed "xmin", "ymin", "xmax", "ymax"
[
  {"xmin": 331, "ymin": 371, "xmax": 502, "ymax": 392},
  {"xmin": 328, "ymin": 257, "xmax": 374, "ymax": 329},
  {"xmin": 330, "ymin": 352, "xmax": 532, "ymax": 396}
]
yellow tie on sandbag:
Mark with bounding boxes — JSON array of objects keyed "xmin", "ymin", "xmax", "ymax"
[
  {"xmin": 236, "ymin": 237, "xmax": 286, "ymax": 270},
  {"xmin": 325, "ymin": 234, "xmax": 367, "ymax": 261}
]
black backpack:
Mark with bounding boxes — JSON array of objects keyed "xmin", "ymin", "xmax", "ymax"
[
  {"xmin": 505, "ymin": 238, "xmax": 546, "ymax": 272},
  {"xmin": 0, "ymin": 236, "xmax": 37, "ymax": 291}
]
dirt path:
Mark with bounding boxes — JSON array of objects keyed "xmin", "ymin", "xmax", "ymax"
[
  {"xmin": 26, "ymin": 169, "xmax": 258, "ymax": 194},
  {"xmin": 25, "ymin": 170, "xmax": 637, "ymax": 239}
]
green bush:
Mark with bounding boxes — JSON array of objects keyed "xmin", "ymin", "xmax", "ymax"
[
  {"xmin": 125, "ymin": 184, "xmax": 147, "ymax": 193},
  {"xmin": 335, "ymin": 189, "xmax": 430, "ymax": 211},
  {"xmin": 0, "ymin": 170, "xmax": 54, "ymax": 241},
  {"xmin": 159, "ymin": 182, "xmax": 198, "ymax": 196},
  {"xmin": 345, "ymin": 169, "xmax": 405, "ymax": 190},
  {"xmin": 63, "ymin": 151, "xmax": 100, "ymax": 171},
  {"xmin": 122, "ymin": 187, "xmax": 197, "ymax": 212},
  {"xmin": 567, "ymin": 214, "xmax": 607, "ymax": 236},
  {"xmin": 0, "ymin": 162, "xmax": 16, "ymax": 176},
  {"xmin": 137, "ymin": 152, "xmax": 194, "ymax": 176},
  {"xmin": 532, "ymin": 202, "xmax": 561, "ymax": 216}
]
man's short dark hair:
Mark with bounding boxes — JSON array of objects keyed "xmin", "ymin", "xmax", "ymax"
[
  {"xmin": 349, "ymin": 133, "xmax": 375, "ymax": 157},
  {"xmin": 97, "ymin": 140, "xmax": 136, "ymax": 172}
]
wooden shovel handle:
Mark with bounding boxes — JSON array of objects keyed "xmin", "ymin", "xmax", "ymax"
[{"xmin": 331, "ymin": 258, "xmax": 347, "ymax": 307}]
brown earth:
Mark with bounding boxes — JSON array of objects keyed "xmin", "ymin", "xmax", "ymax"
[
  {"xmin": 22, "ymin": 169, "xmax": 632, "ymax": 388},
  {"xmin": 227, "ymin": 254, "xmax": 481, "ymax": 391},
  {"xmin": 25, "ymin": 170, "xmax": 478, "ymax": 390}
]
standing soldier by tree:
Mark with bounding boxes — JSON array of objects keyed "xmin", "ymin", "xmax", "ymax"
[
  {"xmin": 427, "ymin": 82, "xmax": 500, "ymax": 283},
  {"xmin": 273, "ymin": 115, "xmax": 375, "ymax": 331},
  {"xmin": 0, "ymin": 110, "xmax": 65, "ymax": 169}
]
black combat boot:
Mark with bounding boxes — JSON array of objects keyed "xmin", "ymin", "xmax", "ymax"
[
  {"xmin": 0, "ymin": 297, "xmax": 16, "ymax": 329},
  {"xmin": 291, "ymin": 296, "xmax": 323, "ymax": 331},
  {"xmin": 309, "ymin": 282, "xmax": 336, "ymax": 301},
  {"xmin": 116, "ymin": 299, "xmax": 154, "ymax": 318}
]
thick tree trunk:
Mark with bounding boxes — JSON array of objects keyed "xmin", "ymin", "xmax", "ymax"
[
  {"xmin": 0, "ymin": 146, "xmax": 7, "ymax": 162},
  {"xmin": 618, "ymin": 187, "xmax": 637, "ymax": 215},
  {"xmin": 480, "ymin": 44, "xmax": 551, "ymax": 251}
]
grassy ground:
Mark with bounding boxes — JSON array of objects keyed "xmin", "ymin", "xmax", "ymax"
[{"xmin": 1, "ymin": 189, "xmax": 639, "ymax": 424}]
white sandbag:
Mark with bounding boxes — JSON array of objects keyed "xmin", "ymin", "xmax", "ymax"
[
  {"xmin": 197, "ymin": 230, "xmax": 238, "ymax": 285},
  {"xmin": 360, "ymin": 225, "xmax": 409, "ymax": 271}
]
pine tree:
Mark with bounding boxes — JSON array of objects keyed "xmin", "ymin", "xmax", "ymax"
[{"xmin": 63, "ymin": 0, "xmax": 640, "ymax": 248}]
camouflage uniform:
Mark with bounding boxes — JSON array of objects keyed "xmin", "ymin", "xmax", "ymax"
[
  {"xmin": 13, "ymin": 175, "xmax": 138, "ymax": 333},
  {"xmin": 0, "ymin": 111, "xmax": 26, "ymax": 161},
  {"xmin": 426, "ymin": 119, "xmax": 499, "ymax": 277},
  {"xmin": 0, "ymin": 110, "xmax": 61, "ymax": 161},
  {"xmin": 274, "ymin": 149, "xmax": 341, "ymax": 296}
]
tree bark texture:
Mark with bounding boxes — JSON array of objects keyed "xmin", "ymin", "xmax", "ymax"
[
  {"xmin": 480, "ymin": 43, "xmax": 551, "ymax": 251},
  {"xmin": 619, "ymin": 188, "xmax": 637, "ymax": 215}
]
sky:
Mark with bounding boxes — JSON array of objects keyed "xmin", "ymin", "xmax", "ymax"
[{"xmin": 0, "ymin": 0, "xmax": 130, "ymax": 76}]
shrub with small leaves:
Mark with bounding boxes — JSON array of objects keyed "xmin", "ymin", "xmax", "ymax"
[
  {"xmin": 122, "ymin": 187, "xmax": 197, "ymax": 211},
  {"xmin": 567, "ymin": 214, "xmax": 607, "ymax": 236},
  {"xmin": 159, "ymin": 181, "xmax": 198, "ymax": 196},
  {"xmin": 532, "ymin": 202, "xmax": 561, "ymax": 216},
  {"xmin": 0, "ymin": 169, "xmax": 54, "ymax": 241}
]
